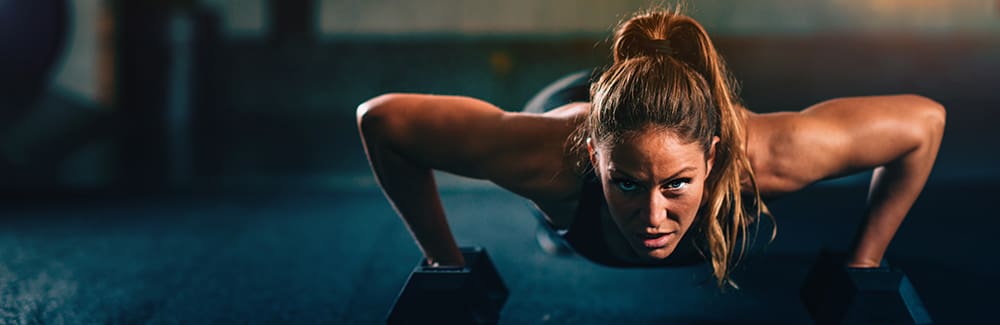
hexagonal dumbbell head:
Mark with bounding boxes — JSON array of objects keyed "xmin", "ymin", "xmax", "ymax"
[
  {"xmin": 387, "ymin": 247, "xmax": 509, "ymax": 325},
  {"xmin": 801, "ymin": 250, "xmax": 932, "ymax": 325}
]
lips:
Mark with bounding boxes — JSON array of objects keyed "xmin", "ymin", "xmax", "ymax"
[{"xmin": 638, "ymin": 231, "xmax": 676, "ymax": 248}]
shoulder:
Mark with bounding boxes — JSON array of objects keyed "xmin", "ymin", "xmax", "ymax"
[
  {"xmin": 499, "ymin": 102, "xmax": 588, "ymax": 192},
  {"xmin": 744, "ymin": 102, "xmax": 858, "ymax": 196},
  {"xmin": 519, "ymin": 102, "xmax": 592, "ymax": 227},
  {"xmin": 745, "ymin": 110, "xmax": 818, "ymax": 196}
]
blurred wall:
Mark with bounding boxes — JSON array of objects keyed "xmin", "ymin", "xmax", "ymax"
[
  {"xmin": 202, "ymin": 0, "xmax": 268, "ymax": 39},
  {"xmin": 48, "ymin": 0, "xmax": 1000, "ymax": 108},
  {"xmin": 315, "ymin": 0, "xmax": 1000, "ymax": 35},
  {"xmin": 198, "ymin": 0, "xmax": 1000, "ymax": 37},
  {"xmin": 6, "ymin": 0, "xmax": 999, "ymax": 191}
]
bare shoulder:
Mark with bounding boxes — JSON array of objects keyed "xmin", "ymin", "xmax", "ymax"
[
  {"xmin": 526, "ymin": 102, "xmax": 592, "ymax": 227},
  {"xmin": 493, "ymin": 102, "xmax": 589, "ymax": 202},
  {"xmin": 744, "ymin": 95, "xmax": 945, "ymax": 197}
]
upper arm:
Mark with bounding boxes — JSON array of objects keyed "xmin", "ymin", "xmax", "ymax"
[
  {"xmin": 357, "ymin": 93, "xmax": 581, "ymax": 197},
  {"xmin": 755, "ymin": 94, "xmax": 946, "ymax": 193}
]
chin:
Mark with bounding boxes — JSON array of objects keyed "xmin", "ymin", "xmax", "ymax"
[{"xmin": 641, "ymin": 244, "xmax": 677, "ymax": 260}]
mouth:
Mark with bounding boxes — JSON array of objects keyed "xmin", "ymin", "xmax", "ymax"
[{"xmin": 637, "ymin": 231, "xmax": 676, "ymax": 249}]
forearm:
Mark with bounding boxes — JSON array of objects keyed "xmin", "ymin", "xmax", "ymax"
[
  {"xmin": 848, "ymin": 117, "xmax": 943, "ymax": 267},
  {"xmin": 357, "ymin": 99, "xmax": 466, "ymax": 267},
  {"xmin": 370, "ymin": 145, "xmax": 466, "ymax": 267}
]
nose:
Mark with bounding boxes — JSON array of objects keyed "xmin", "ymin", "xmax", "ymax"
[{"xmin": 640, "ymin": 190, "xmax": 670, "ymax": 229}]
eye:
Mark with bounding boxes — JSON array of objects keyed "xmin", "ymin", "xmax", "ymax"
[
  {"xmin": 665, "ymin": 179, "xmax": 690, "ymax": 190},
  {"xmin": 614, "ymin": 179, "xmax": 639, "ymax": 192}
]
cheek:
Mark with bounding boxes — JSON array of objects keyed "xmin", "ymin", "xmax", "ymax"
[
  {"xmin": 675, "ymin": 185, "xmax": 708, "ymax": 226},
  {"xmin": 673, "ymin": 196, "xmax": 701, "ymax": 220}
]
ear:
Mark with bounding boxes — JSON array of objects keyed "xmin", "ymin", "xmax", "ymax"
[
  {"xmin": 586, "ymin": 137, "xmax": 599, "ymax": 168},
  {"xmin": 705, "ymin": 136, "xmax": 720, "ymax": 176}
]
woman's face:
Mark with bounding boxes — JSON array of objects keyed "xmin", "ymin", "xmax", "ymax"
[{"xmin": 589, "ymin": 128, "xmax": 717, "ymax": 261}]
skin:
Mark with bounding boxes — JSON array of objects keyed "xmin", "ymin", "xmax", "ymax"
[
  {"xmin": 357, "ymin": 93, "xmax": 945, "ymax": 268},
  {"xmin": 587, "ymin": 130, "xmax": 717, "ymax": 262}
]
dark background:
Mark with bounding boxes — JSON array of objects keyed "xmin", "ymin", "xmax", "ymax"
[{"xmin": 1, "ymin": 0, "xmax": 997, "ymax": 323}]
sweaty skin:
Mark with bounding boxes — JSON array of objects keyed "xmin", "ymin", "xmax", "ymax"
[
  {"xmin": 357, "ymin": 94, "xmax": 945, "ymax": 268},
  {"xmin": 586, "ymin": 129, "xmax": 717, "ymax": 262}
]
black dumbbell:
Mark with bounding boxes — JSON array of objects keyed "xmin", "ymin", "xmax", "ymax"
[
  {"xmin": 800, "ymin": 250, "xmax": 932, "ymax": 324},
  {"xmin": 387, "ymin": 246, "xmax": 509, "ymax": 325}
]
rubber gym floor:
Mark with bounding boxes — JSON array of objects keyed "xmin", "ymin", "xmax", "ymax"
[{"xmin": 2, "ymin": 174, "xmax": 996, "ymax": 324}]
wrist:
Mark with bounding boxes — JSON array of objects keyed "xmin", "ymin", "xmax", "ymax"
[
  {"xmin": 845, "ymin": 261, "xmax": 881, "ymax": 268},
  {"xmin": 845, "ymin": 255, "xmax": 886, "ymax": 268}
]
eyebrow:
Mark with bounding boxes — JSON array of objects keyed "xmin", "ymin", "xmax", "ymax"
[{"xmin": 608, "ymin": 166, "xmax": 697, "ymax": 184}]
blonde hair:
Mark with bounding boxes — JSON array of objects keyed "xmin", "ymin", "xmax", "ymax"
[{"xmin": 571, "ymin": 7, "xmax": 774, "ymax": 288}]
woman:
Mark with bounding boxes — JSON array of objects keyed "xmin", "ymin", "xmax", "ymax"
[{"xmin": 356, "ymin": 8, "xmax": 945, "ymax": 287}]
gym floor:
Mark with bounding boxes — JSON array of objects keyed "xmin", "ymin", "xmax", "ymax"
[{"xmin": 2, "ymin": 176, "xmax": 996, "ymax": 324}]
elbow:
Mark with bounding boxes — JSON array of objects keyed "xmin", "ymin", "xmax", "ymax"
[
  {"xmin": 930, "ymin": 99, "xmax": 946, "ymax": 134},
  {"xmin": 357, "ymin": 93, "xmax": 410, "ymax": 142},
  {"xmin": 899, "ymin": 94, "xmax": 946, "ymax": 151},
  {"xmin": 357, "ymin": 93, "xmax": 399, "ymax": 131},
  {"xmin": 905, "ymin": 94, "xmax": 946, "ymax": 134}
]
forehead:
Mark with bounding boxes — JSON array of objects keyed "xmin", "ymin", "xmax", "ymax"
[{"xmin": 600, "ymin": 129, "xmax": 705, "ymax": 170}]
